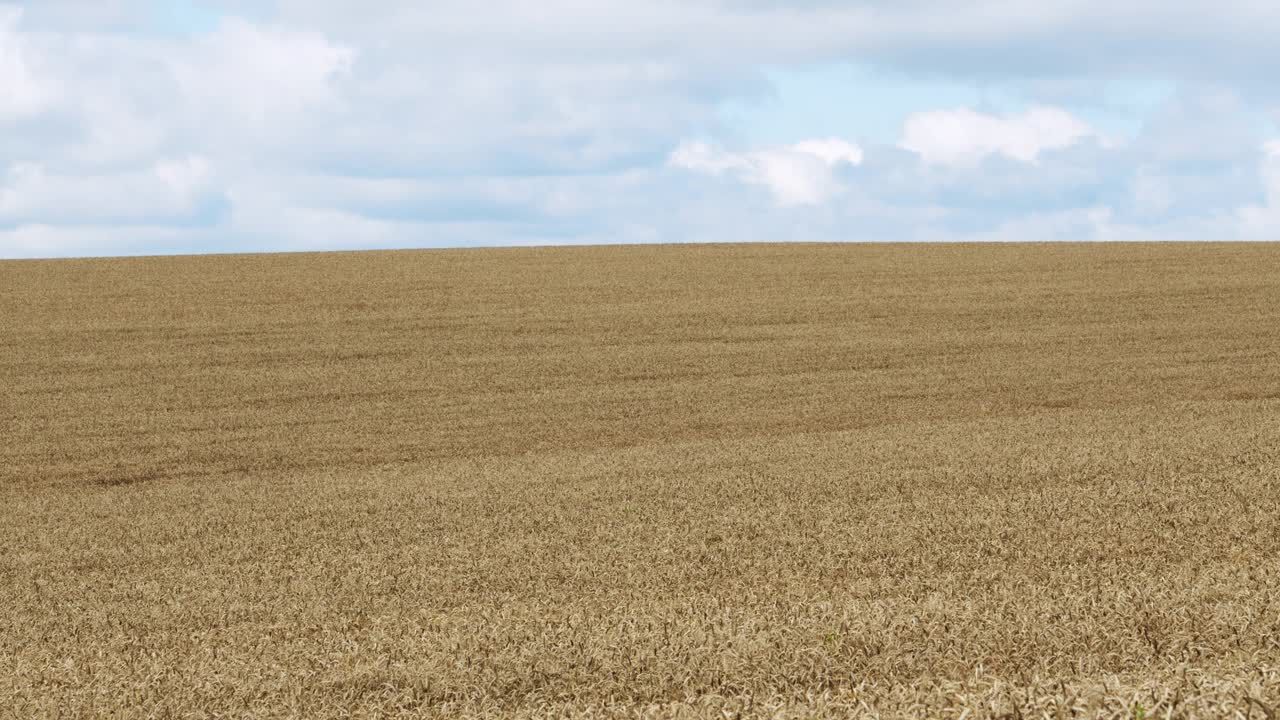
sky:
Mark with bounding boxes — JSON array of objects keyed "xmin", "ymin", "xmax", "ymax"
[{"xmin": 3, "ymin": 1, "xmax": 1280, "ymax": 258}]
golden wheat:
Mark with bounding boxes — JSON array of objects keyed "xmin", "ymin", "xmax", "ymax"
[{"xmin": 2, "ymin": 243, "xmax": 1279, "ymax": 718}]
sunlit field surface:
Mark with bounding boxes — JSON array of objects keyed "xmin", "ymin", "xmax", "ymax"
[{"xmin": 3, "ymin": 243, "xmax": 1279, "ymax": 718}]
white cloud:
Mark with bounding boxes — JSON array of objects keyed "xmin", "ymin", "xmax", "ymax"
[
  {"xmin": 790, "ymin": 139, "xmax": 865, "ymax": 167},
  {"xmin": 1129, "ymin": 167, "xmax": 1173, "ymax": 217},
  {"xmin": 0, "ymin": 155, "xmax": 217, "ymax": 226},
  {"xmin": 261, "ymin": 1, "xmax": 1280, "ymax": 83},
  {"xmin": 1261, "ymin": 141, "xmax": 1280, "ymax": 196},
  {"xmin": 1236, "ymin": 140, "xmax": 1280, "ymax": 239},
  {"xmin": 0, "ymin": 222, "xmax": 216, "ymax": 259},
  {"xmin": 0, "ymin": 7, "xmax": 55, "ymax": 120},
  {"xmin": 6, "ymin": 1, "xmax": 1280, "ymax": 257},
  {"xmin": 901, "ymin": 106, "xmax": 1098, "ymax": 166},
  {"xmin": 670, "ymin": 138, "xmax": 862, "ymax": 206},
  {"xmin": 170, "ymin": 19, "xmax": 355, "ymax": 138}
]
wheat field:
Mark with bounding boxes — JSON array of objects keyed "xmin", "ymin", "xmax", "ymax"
[{"xmin": 2, "ymin": 242, "xmax": 1279, "ymax": 718}]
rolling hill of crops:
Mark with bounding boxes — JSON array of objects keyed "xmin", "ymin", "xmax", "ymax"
[{"xmin": 3, "ymin": 243, "xmax": 1279, "ymax": 717}]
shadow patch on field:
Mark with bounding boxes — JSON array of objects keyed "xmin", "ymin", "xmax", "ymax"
[
  {"xmin": 1225, "ymin": 389, "xmax": 1280, "ymax": 401},
  {"xmin": 1035, "ymin": 397, "xmax": 1079, "ymax": 409},
  {"xmin": 318, "ymin": 672, "xmax": 450, "ymax": 710},
  {"xmin": 91, "ymin": 467, "xmax": 167, "ymax": 487}
]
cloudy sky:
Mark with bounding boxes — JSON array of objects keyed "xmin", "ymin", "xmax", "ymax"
[{"xmin": 3, "ymin": 0, "xmax": 1280, "ymax": 258}]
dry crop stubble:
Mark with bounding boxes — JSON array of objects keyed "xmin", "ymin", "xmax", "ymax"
[{"xmin": 2, "ymin": 242, "xmax": 1280, "ymax": 717}]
